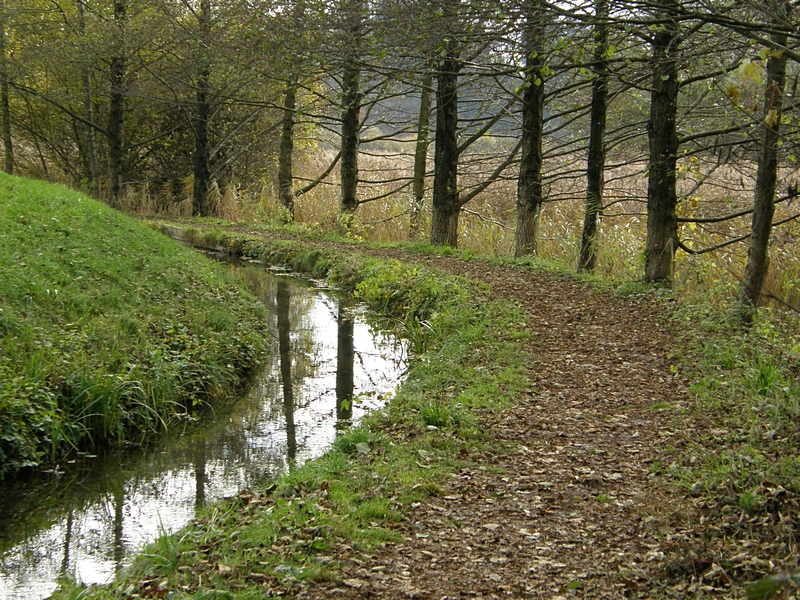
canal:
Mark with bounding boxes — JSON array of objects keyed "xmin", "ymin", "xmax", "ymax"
[{"xmin": 0, "ymin": 263, "xmax": 407, "ymax": 599}]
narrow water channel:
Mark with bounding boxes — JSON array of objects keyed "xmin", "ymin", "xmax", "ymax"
[{"xmin": 0, "ymin": 265, "xmax": 407, "ymax": 599}]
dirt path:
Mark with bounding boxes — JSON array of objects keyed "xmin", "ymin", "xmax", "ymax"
[{"xmin": 264, "ymin": 244, "xmax": 686, "ymax": 599}]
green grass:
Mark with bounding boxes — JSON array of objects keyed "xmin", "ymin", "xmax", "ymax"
[
  {"xmin": 52, "ymin": 229, "xmax": 532, "ymax": 599},
  {"xmin": 667, "ymin": 302, "xmax": 800, "ymax": 497},
  {"xmin": 655, "ymin": 297, "xmax": 800, "ymax": 583},
  {"xmin": 0, "ymin": 175, "xmax": 269, "ymax": 477}
]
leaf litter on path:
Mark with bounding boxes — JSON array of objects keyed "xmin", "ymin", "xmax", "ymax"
[{"xmin": 288, "ymin": 248, "xmax": 685, "ymax": 599}]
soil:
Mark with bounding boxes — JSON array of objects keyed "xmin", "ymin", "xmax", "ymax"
[{"xmin": 265, "ymin": 239, "xmax": 690, "ymax": 599}]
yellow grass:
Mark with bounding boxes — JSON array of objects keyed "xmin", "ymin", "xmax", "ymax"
[{"xmin": 124, "ymin": 147, "xmax": 800, "ymax": 313}]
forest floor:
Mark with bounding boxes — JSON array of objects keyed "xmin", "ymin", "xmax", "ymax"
[{"xmin": 242, "ymin": 234, "xmax": 696, "ymax": 598}]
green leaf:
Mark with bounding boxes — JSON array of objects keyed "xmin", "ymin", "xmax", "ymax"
[
  {"xmin": 355, "ymin": 442, "xmax": 371, "ymax": 455},
  {"xmin": 745, "ymin": 577, "xmax": 784, "ymax": 600}
]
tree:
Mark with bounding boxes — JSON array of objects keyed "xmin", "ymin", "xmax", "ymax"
[
  {"xmin": 339, "ymin": 0, "xmax": 365, "ymax": 216},
  {"xmin": 578, "ymin": 0, "xmax": 609, "ymax": 271},
  {"xmin": 430, "ymin": 20, "xmax": 461, "ymax": 247},
  {"xmin": 77, "ymin": 0, "xmax": 99, "ymax": 188},
  {"xmin": 278, "ymin": 77, "xmax": 298, "ymax": 217},
  {"xmin": 409, "ymin": 69, "xmax": 433, "ymax": 239},
  {"xmin": 739, "ymin": 1, "xmax": 791, "ymax": 321},
  {"xmin": 107, "ymin": 0, "xmax": 127, "ymax": 207},
  {"xmin": 514, "ymin": 0, "xmax": 546, "ymax": 258},
  {"xmin": 644, "ymin": 0, "xmax": 680, "ymax": 284},
  {"xmin": 192, "ymin": 0, "xmax": 212, "ymax": 217},
  {"xmin": 0, "ymin": 0, "xmax": 13, "ymax": 174}
]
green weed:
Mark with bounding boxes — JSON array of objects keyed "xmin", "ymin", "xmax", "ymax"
[
  {"xmin": 417, "ymin": 399, "xmax": 466, "ymax": 428},
  {"xmin": 333, "ymin": 426, "xmax": 378, "ymax": 456},
  {"xmin": 752, "ymin": 357, "xmax": 781, "ymax": 396}
]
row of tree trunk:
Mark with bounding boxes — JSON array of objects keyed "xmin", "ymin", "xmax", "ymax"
[{"xmin": 0, "ymin": 0, "xmax": 792, "ymax": 322}]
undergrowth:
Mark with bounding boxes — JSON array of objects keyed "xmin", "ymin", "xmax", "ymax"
[{"xmin": 653, "ymin": 296, "xmax": 800, "ymax": 589}]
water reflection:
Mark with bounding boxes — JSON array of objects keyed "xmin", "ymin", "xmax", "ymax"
[
  {"xmin": 0, "ymin": 268, "xmax": 406, "ymax": 600},
  {"xmin": 277, "ymin": 280, "xmax": 297, "ymax": 466},
  {"xmin": 336, "ymin": 303, "xmax": 355, "ymax": 422}
]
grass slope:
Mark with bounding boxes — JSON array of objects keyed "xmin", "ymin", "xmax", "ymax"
[{"xmin": 0, "ymin": 175, "xmax": 268, "ymax": 477}]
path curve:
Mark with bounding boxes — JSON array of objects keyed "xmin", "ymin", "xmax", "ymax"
[{"xmin": 279, "ymin": 243, "xmax": 687, "ymax": 599}]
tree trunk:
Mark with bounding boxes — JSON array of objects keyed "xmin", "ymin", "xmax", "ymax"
[
  {"xmin": 578, "ymin": 0, "xmax": 608, "ymax": 272},
  {"xmin": 192, "ymin": 0, "xmax": 211, "ymax": 217},
  {"xmin": 514, "ymin": 0, "xmax": 545, "ymax": 259},
  {"xmin": 0, "ymin": 0, "xmax": 13, "ymax": 175},
  {"xmin": 644, "ymin": 0, "xmax": 680, "ymax": 284},
  {"xmin": 107, "ymin": 0, "xmax": 126, "ymax": 208},
  {"xmin": 340, "ymin": 57, "xmax": 361, "ymax": 215},
  {"xmin": 409, "ymin": 71, "xmax": 433, "ymax": 239},
  {"xmin": 78, "ymin": 0, "xmax": 98, "ymax": 188},
  {"xmin": 739, "ymin": 7, "xmax": 789, "ymax": 322},
  {"xmin": 430, "ymin": 46, "xmax": 461, "ymax": 248},
  {"xmin": 278, "ymin": 78, "xmax": 297, "ymax": 219},
  {"xmin": 340, "ymin": 0, "xmax": 363, "ymax": 216}
]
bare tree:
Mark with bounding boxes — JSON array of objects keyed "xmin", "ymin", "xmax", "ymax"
[
  {"xmin": 514, "ymin": 0, "xmax": 546, "ymax": 258},
  {"xmin": 107, "ymin": 0, "xmax": 127, "ymax": 207},
  {"xmin": 192, "ymin": 0, "xmax": 212, "ymax": 217},
  {"xmin": 0, "ymin": 0, "xmax": 13, "ymax": 174},
  {"xmin": 578, "ymin": 0, "xmax": 609, "ymax": 271},
  {"xmin": 739, "ymin": 0, "xmax": 791, "ymax": 321}
]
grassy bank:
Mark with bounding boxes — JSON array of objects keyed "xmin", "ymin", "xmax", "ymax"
[
  {"xmin": 651, "ymin": 301, "xmax": 800, "ymax": 592},
  {"xmin": 54, "ymin": 230, "xmax": 532, "ymax": 599},
  {"xmin": 0, "ymin": 175, "xmax": 269, "ymax": 478}
]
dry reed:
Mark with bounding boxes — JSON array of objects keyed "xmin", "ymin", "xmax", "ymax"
[{"xmin": 122, "ymin": 146, "xmax": 799, "ymax": 313}]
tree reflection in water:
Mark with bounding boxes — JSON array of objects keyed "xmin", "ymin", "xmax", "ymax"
[
  {"xmin": 0, "ymin": 266, "xmax": 406, "ymax": 600},
  {"xmin": 277, "ymin": 279, "xmax": 297, "ymax": 466},
  {"xmin": 336, "ymin": 302, "xmax": 355, "ymax": 422}
]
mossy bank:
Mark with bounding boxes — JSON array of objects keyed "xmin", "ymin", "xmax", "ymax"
[{"xmin": 0, "ymin": 175, "xmax": 269, "ymax": 478}]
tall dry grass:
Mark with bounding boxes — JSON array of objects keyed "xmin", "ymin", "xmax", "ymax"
[{"xmin": 124, "ymin": 146, "xmax": 799, "ymax": 313}]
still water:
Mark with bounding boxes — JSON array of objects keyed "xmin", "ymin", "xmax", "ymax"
[{"xmin": 0, "ymin": 265, "xmax": 407, "ymax": 599}]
